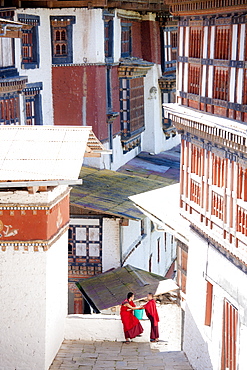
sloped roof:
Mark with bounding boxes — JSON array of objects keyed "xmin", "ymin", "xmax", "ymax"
[
  {"xmin": 129, "ymin": 184, "xmax": 190, "ymax": 244},
  {"xmin": 0, "ymin": 126, "xmax": 109, "ymax": 182},
  {"xmin": 76, "ymin": 264, "xmax": 178, "ymax": 312},
  {"xmin": 0, "ymin": 17, "xmax": 32, "ymax": 38},
  {"xmin": 70, "ymin": 167, "xmax": 166, "ymax": 220}
]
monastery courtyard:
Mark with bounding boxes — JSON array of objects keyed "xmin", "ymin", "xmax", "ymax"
[{"xmin": 49, "ymin": 340, "xmax": 193, "ymax": 370}]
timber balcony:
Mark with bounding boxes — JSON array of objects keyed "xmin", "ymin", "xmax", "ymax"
[
  {"xmin": 165, "ymin": 0, "xmax": 247, "ymax": 14},
  {"xmin": 8, "ymin": 0, "xmax": 168, "ymax": 11}
]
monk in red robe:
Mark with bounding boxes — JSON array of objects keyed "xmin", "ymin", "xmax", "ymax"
[
  {"xmin": 120, "ymin": 292, "xmax": 144, "ymax": 343},
  {"xmin": 142, "ymin": 293, "xmax": 159, "ymax": 342}
]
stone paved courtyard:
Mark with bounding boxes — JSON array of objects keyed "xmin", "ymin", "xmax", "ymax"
[{"xmin": 49, "ymin": 340, "xmax": 193, "ymax": 370}]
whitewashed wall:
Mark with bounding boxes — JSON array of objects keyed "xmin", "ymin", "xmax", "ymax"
[
  {"xmin": 65, "ymin": 304, "xmax": 181, "ymax": 350},
  {"xmin": 184, "ymin": 229, "xmax": 247, "ymax": 370},
  {"xmin": 15, "ymin": 8, "xmax": 105, "ymax": 128},
  {"xmin": 143, "ymin": 65, "xmax": 180, "ymax": 154},
  {"xmin": 121, "ymin": 217, "xmax": 176, "ymax": 277},
  {"xmin": 83, "ymin": 134, "xmax": 143, "ymax": 171},
  {"xmin": 0, "ymin": 246, "xmax": 47, "ymax": 370},
  {"xmin": 102, "ymin": 217, "xmax": 121, "ymax": 271},
  {"xmin": 45, "ymin": 232, "xmax": 68, "ymax": 370},
  {"xmin": 0, "ymin": 232, "xmax": 68, "ymax": 370}
]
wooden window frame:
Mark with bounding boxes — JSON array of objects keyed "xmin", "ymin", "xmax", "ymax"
[
  {"xmin": 50, "ymin": 16, "xmax": 75, "ymax": 64},
  {"xmin": 121, "ymin": 22, "xmax": 132, "ymax": 58},
  {"xmin": 119, "ymin": 77, "xmax": 145, "ymax": 140},
  {"xmin": 212, "ymin": 191, "xmax": 224, "ymax": 220},
  {"xmin": 188, "ymin": 64, "xmax": 200, "ymax": 95},
  {"xmin": 189, "ymin": 27, "xmax": 202, "ymax": 59},
  {"xmin": 204, "ymin": 281, "xmax": 213, "ymax": 326},
  {"xmin": 0, "ymin": 95, "xmax": 19, "ymax": 125},
  {"xmin": 215, "ymin": 25, "xmax": 231, "ymax": 60},
  {"xmin": 18, "ymin": 14, "xmax": 40, "ymax": 69},
  {"xmin": 213, "ymin": 67, "xmax": 229, "ymax": 101},
  {"xmin": 221, "ymin": 300, "xmax": 238, "ymax": 370},
  {"xmin": 104, "ymin": 17, "xmax": 114, "ymax": 62},
  {"xmin": 190, "ymin": 179, "xmax": 201, "ymax": 206},
  {"xmin": 23, "ymin": 83, "xmax": 43, "ymax": 126}
]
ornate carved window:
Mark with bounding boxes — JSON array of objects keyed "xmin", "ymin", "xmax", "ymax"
[
  {"xmin": 237, "ymin": 206, "xmax": 247, "ymax": 236},
  {"xmin": 120, "ymin": 77, "xmax": 144, "ymax": 136},
  {"xmin": 213, "ymin": 67, "xmax": 229, "ymax": 101},
  {"xmin": 212, "ymin": 154, "xmax": 225, "ymax": 187},
  {"xmin": 211, "ymin": 191, "xmax": 224, "ymax": 220},
  {"xmin": 121, "ymin": 22, "xmax": 132, "ymax": 58},
  {"xmin": 0, "ymin": 95, "xmax": 19, "ymax": 125},
  {"xmin": 50, "ymin": 16, "xmax": 75, "ymax": 64},
  {"xmin": 68, "ymin": 218, "xmax": 102, "ymax": 278},
  {"xmin": 18, "ymin": 15, "xmax": 40, "ymax": 69},
  {"xmin": 162, "ymin": 26, "xmax": 177, "ymax": 73},
  {"xmin": 188, "ymin": 64, "xmax": 200, "ymax": 95},
  {"xmin": 119, "ymin": 77, "xmax": 144, "ymax": 152},
  {"xmin": 237, "ymin": 164, "xmax": 247, "ymax": 201},
  {"xmin": 191, "ymin": 144, "xmax": 204, "ymax": 176},
  {"xmin": 221, "ymin": 300, "xmax": 238, "ymax": 370},
  {"xmin": 189, "ymin": 27, "xmax": 202, "ymax": 58},
  {"xmin": 215, "ymin": 25, "xmax": 231, "ymax": 60},
  {"xmin": 104, "ymin": 16, "xmax": 114, "ymax": 62},
  {"xmin": 190, "ymin": 179, "xmax": 201, "ymax": 206},
  {"xmin": 24, "ymin": 83, "xmax": 43, "ymax": 125}
]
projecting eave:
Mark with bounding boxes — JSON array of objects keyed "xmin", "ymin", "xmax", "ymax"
[
  {"xmin": 129, "ymin": 184, "xmax": 190, "ymax": 245},
  {"xmin": 163, "ymin": 103, "xmax": 247, "ymax": 136},
  {"xmin": 85, "ymin": 131, "xmax": 112, "ymax": 158},
  {"xmin": 0, "ymin": 17, "xmax": 31, "ymax": 38}
]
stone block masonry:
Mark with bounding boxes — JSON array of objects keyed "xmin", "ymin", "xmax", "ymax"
[{"xmin": 49, "ymin": 340, "xmax": 193, "ymax": 370}]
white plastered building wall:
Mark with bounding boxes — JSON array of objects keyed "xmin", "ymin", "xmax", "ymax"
[
  {"xmin": 143, "ymin": 65, "xmax": 180, "ymax": 154},
  {"xmin": 15, "ymin": 7, "xmax": 179, "ymax": 171},
  {"xmin": 0, "ymin": 125, "xmax": 95, "ymax": 370},
  {"xmin": 121, "ymin": 217, "xmax": 176, "ymax": 277},
  {"xmin": 15, "ymin": 8, "xmax": 105, "ymax": 127},
  {"xmin": 0, "ymin": 193, "xmax": 68, "ymax": 370},
  {"xmin": 184, "ymin": 228, "xmax": 247, "ymax": 370}
]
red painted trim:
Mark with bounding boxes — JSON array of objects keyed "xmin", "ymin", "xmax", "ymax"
[{"xmin": 0, "ymin": 194, "xmax": 69, "ymax": 242}]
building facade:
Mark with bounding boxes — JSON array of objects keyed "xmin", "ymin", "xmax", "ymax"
[
  {"xmin": 164, "ymin": 1, "xmax": 247, "ymax": 369},
  {"xmin": 0, "ymin": 0, "xmax": 180, "ymax": 170},
  {"xmin": 0, "ymin": 125, "xmax": 101, "ymax": 370},
  {"xmin": 68, "ymin": 167, "xmax": 177, "ymax": 314}
]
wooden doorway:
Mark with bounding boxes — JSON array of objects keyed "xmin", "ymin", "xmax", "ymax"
[{"xmin": 221, "ymin": 299, "xmax": 238, "ymax": 370}]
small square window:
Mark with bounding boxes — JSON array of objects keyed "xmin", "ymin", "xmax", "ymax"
[{"xmin": 76, "ymin": 243, "xmax": 87, "ymax": 256}]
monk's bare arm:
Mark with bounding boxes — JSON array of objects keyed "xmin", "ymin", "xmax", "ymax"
[{"xmin": 124, "ymin": 303, "xmax": 141, "ymax": 310}]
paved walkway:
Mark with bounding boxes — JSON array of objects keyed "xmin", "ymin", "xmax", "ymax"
[{"xmin": 50, "ymin": 340, "xmax": 193, "ymax": 370}]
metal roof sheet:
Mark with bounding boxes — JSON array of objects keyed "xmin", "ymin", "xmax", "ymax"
[
  {"xmin": 70, "ymin": 167, "xmax": 167, "ymax": 220},
  {"xmin": 76, "ymin": 264, "xmax": 178, "ymax": 312},
  {"xmin": 0, "ymin": 126, "xmax": 108, "ymax": 182}
]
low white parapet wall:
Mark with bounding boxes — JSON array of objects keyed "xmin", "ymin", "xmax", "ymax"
[
  {"xmin": 65, "ymin": 305, "xmax": 182, "ymax": 349},
  {"xmin": 65, "ymin": 314, "xmax": 150, "ymax": 342}
]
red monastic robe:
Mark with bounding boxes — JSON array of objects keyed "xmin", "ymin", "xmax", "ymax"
[
  {"xmin": 144, "ymin": 299, "xmax": 159, "ymax": 326},
  {"xmin": 120, "ymin": 299, "xmax": 143, "ymax": 339}
]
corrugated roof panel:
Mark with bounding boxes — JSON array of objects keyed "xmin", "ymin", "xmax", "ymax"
[{"xmin": 0, "ymin": 126, "xmax": 92, "ymax": 181}]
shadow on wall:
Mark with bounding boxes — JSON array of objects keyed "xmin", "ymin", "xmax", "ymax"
[{"xmin": 183, "ymin": 305, "xmax": 214, "ymax": 370}]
